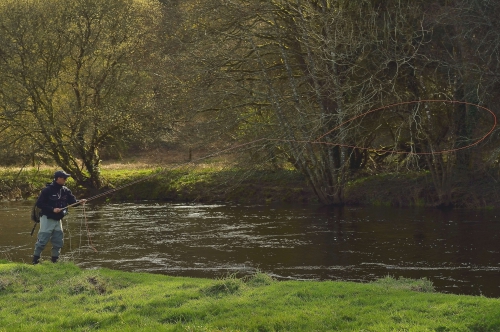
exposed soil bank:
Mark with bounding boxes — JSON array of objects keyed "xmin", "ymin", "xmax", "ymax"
[{"xmin": 2, "ymin": 167, "xmax": 500, "ymax": 208}]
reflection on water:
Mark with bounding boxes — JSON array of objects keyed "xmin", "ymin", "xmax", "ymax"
[{"xmin": 1, "ymin": 201, "xmax": 500, "ymax": 297}]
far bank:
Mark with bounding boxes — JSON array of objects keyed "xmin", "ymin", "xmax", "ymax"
[{"xmin": 1, "ymin": 166, "xmax": 499, "ymax": 208}]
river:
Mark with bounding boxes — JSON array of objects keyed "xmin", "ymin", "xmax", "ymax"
[{"xmin": 1, "ymin": 201, "xmax": 499, "ymax": 297}]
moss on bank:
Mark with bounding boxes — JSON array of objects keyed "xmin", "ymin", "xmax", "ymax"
[{"xmin": 1, "ymin": 166, "xmax": 500, "ymax": 208}]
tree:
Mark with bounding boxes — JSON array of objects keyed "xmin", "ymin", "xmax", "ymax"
[
  {"xmin": 0, "ymin": 0, "xmax": 165, "ymax": 188},
  {"xmin": 175, "ymin": 0, "xmax": 428, "ymax": 205}
]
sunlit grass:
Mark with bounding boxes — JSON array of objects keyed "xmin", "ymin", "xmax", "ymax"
[{"xmin": 0, "ymin": 260, "xmax": 499, "ymax": 331}]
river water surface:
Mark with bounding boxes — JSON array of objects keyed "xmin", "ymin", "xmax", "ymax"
[{"xmin": 1, "ymin": 201, "xmax": 499, "ymax": 297}]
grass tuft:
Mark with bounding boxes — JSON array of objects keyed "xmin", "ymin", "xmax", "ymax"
[
  {"xmin": 372, "ymin": 275, "xmax": 436, "ymax": 293},
  {"xmin": 202, "ymin": 274, "xmax": 244, "ymax": 297},
  {"xmin": 67, "ymin": 274, "xmax": 110, "ymax": 295},
  {"xmin": 244, "ymin": 271, "xmax": 275, "ymax": 287},
  {"xmin": 0, "ymin": 277, "xmax": 11, "ymax": 291}
]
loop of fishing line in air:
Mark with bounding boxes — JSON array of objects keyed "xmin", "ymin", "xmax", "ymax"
[{"xmin": 314, "ymin": 100, "xmax": 497, "ymax": 154}]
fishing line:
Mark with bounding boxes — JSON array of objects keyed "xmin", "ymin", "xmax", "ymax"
[
  {"xmin": 78, "ymin": 211, "xmax": 85, "ymax": 256},
  {"xmin": 67, "ymin": 204, "xmax": 97, "ymax": 255},
  {"xmin": 81, "ymin": 204, "xmax": 97, "ymax": 253},
  {"xmin": 65, "ymin": 217, "xmax": 72, "ymax": 258}
]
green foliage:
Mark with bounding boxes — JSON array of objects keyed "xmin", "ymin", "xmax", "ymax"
[{"xmin": 0, "ymin": 0, "xmax": 498, "ymax": 205}]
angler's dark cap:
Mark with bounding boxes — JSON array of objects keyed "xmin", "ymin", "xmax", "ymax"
[{"xmin": 54, "ymin": 170, "xmax": 71, "ymax": 179}]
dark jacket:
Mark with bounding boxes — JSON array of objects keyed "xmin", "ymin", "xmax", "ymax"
[{"xmin": 36, "ymin": 181, "xmax": 79, "ymax": 220}]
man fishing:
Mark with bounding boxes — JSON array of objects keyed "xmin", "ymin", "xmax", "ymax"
[{"xmin": 33, "ymin": 170, "xmax": 86, "ymax": 264}]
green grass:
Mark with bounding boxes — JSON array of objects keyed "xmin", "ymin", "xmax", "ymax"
[{"xmin": 0, "ymin": 260, "xmax": 499, "ymax": 331}]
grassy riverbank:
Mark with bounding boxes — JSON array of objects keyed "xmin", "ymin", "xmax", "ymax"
[
  {"xmin": 0, "ymin": 165, "xmax": 316, "ymax": 204},
  {"xmin": 1, "ymin": 164, "xmax": 500, "ymax": 207},
  {"xmin": 1, "ymin": 260, "xmax": 499, "ymax": 331}
]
